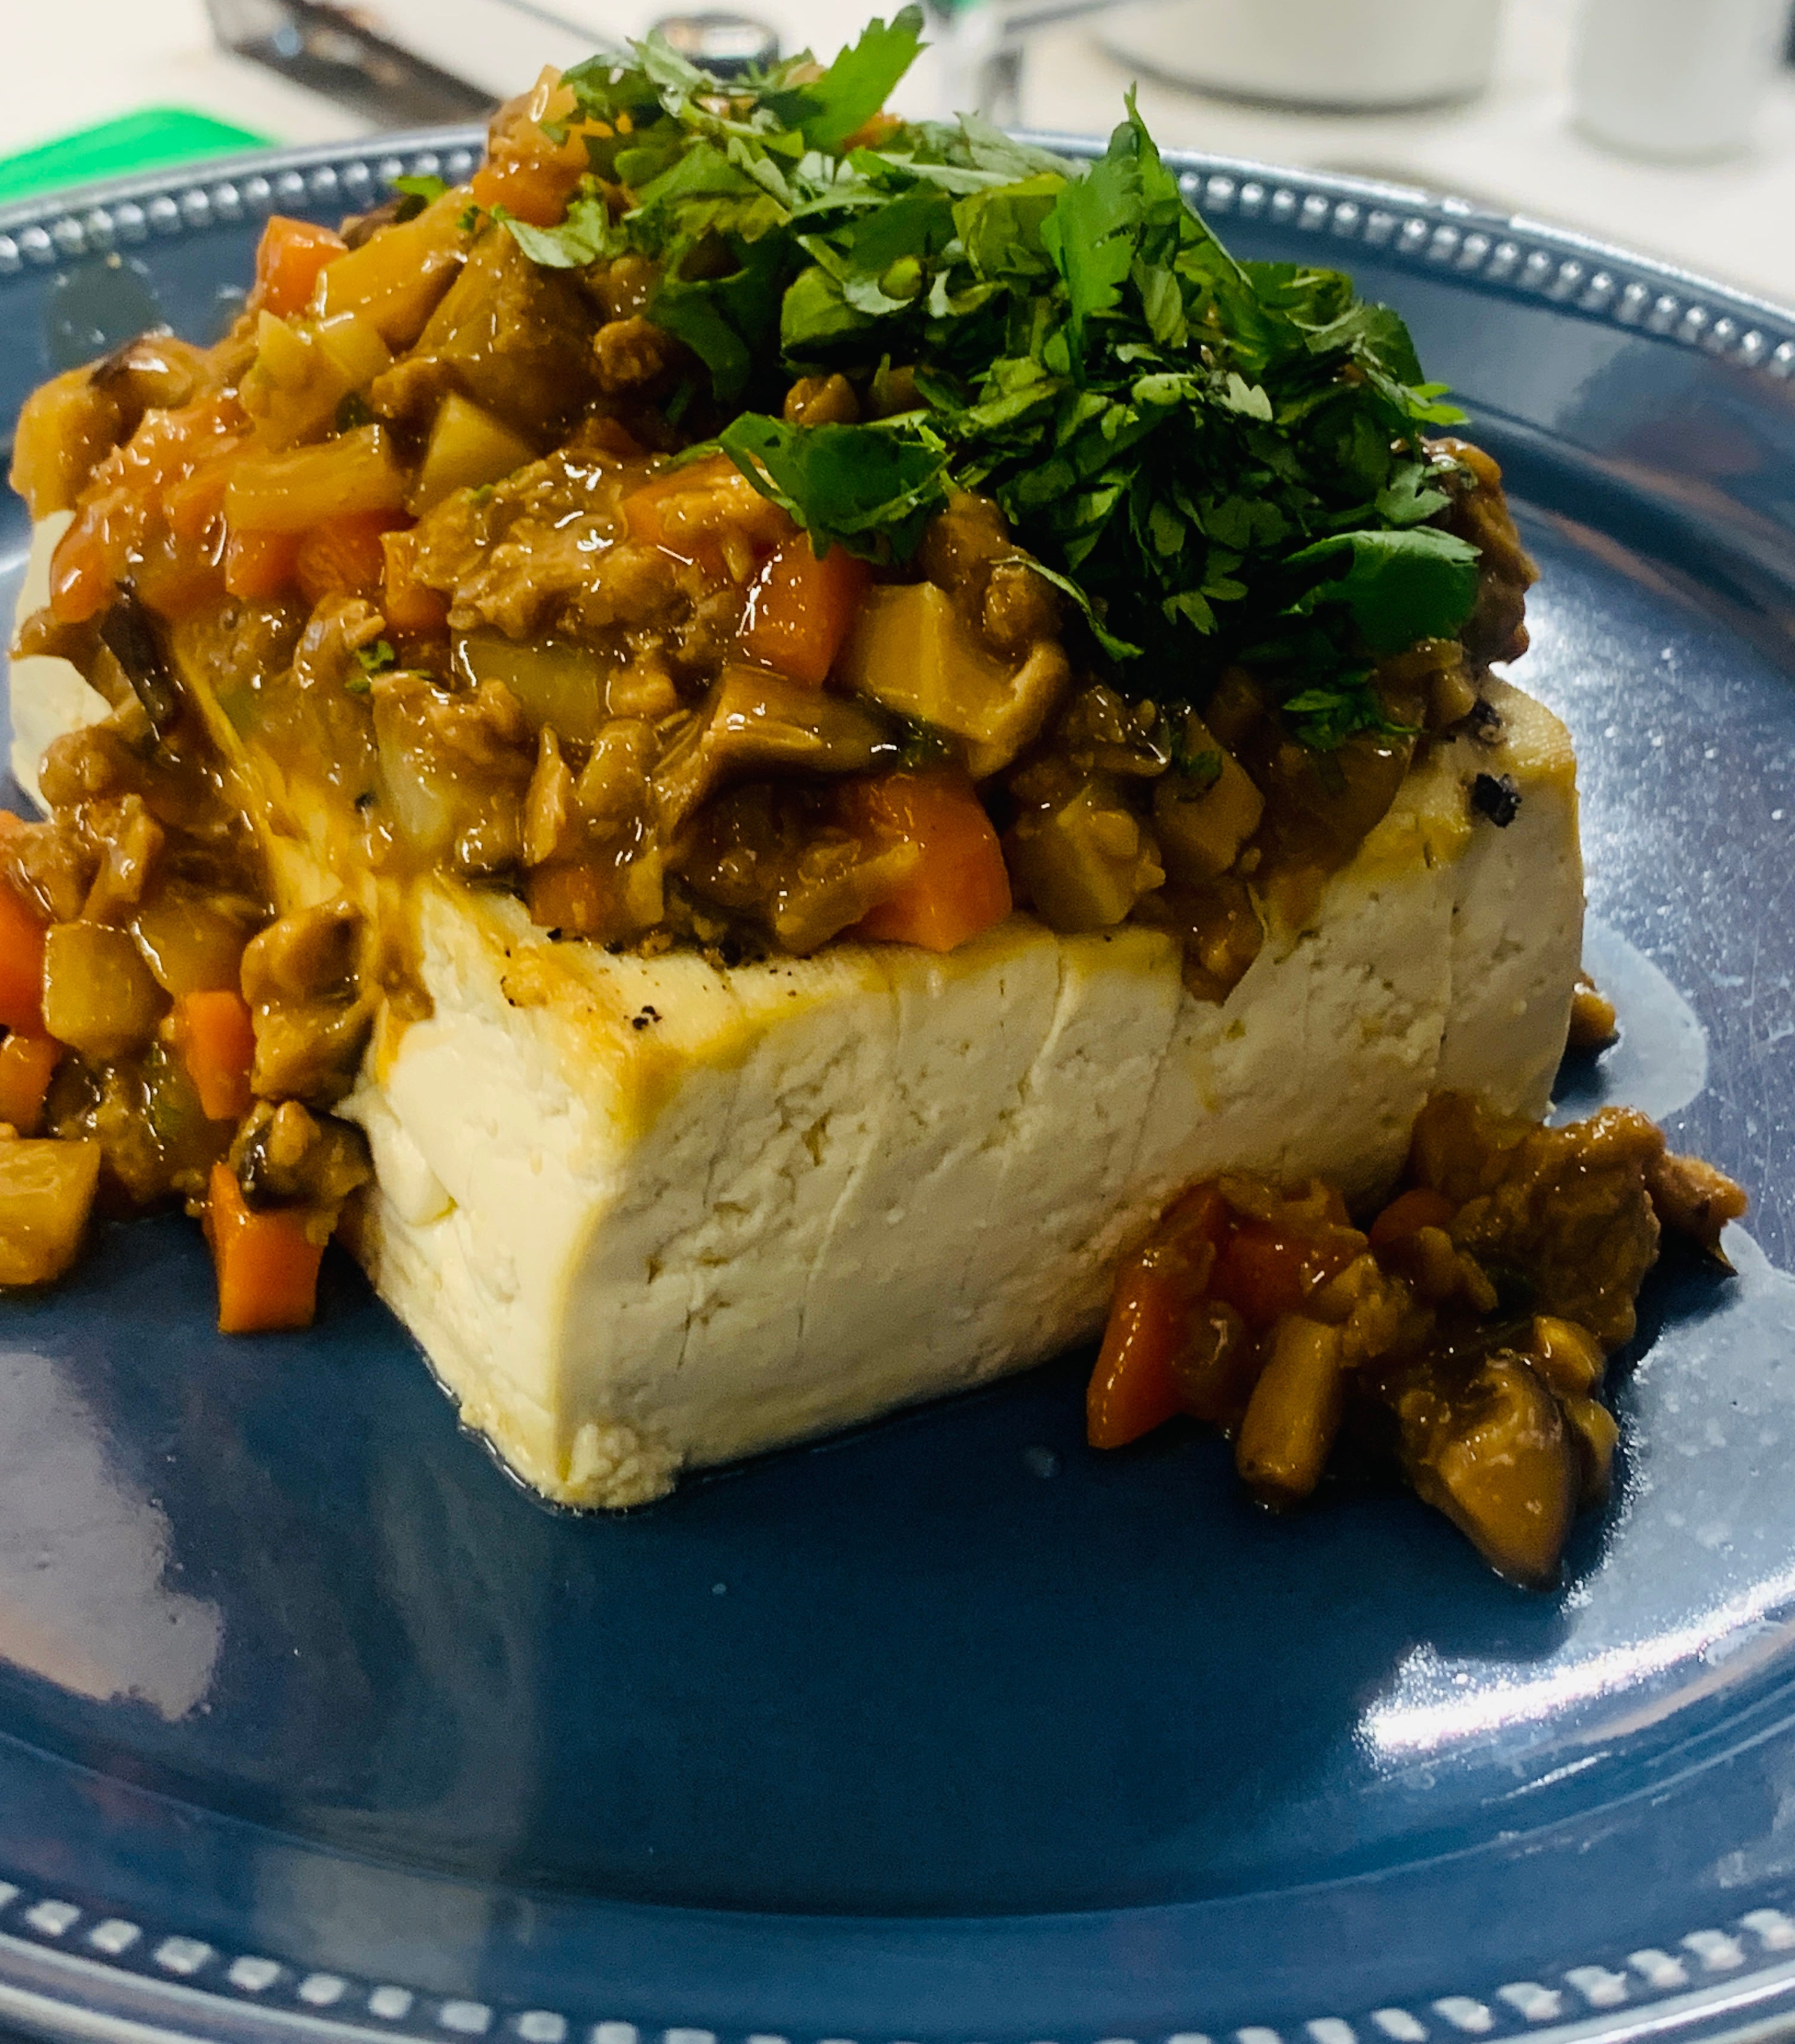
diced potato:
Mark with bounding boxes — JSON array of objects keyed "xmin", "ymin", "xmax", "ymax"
[
  {"xmin": 241, "ymin": 310, "xmax": 394, "ymax": 452},
  {"xmin": 226, "ymin": 425, "xmax": 408, "ymax": 533},
  {"xmin": 131, "ymin": 887, "xmax": 258, "ymax": 998},
  {"xmin": 409, "ymin": 395, "xmax": 536, "ymax": 515},
  {"xmin": 0, "ymin": 1034, "xmax": 60, "ymax": 1137},
  {"xmin": 1526, "ymin": 1314, "xmax": 1606, "ymax": 1399},
  {"xmin": 1563, "ymin": 1394, "xmax": 1621, "ymax": 1507},
  {"xmin": 1007, "ymin": 780, "xmax": 1164, "ymax": 932},
  {"xmin": 314, "ymin": 193, "xmax": 469, "ymax": 346},
  {"xmin": 1235, "ymin": 1315, "xmax": 1346, "ymax": 1506},
  {"xmin": 41, "ymin": 922, "xmax": 167, "ymax": 1062},
  {"xmin": 455, "ymin": 635, "xmax": 606, "ymax": 745},
  {"xmin": 834, "ymin": 582, "xmax": 1069, "ymax": 775},
  {"xmin": 250, "ymin": 309, "xmax": 314, "ymax": 391},
  {"xmin": 1403, "ymin": 1357, "xmax": 1578, "ymax": 1588},
  {"xmin": 314, "ymin": 310, "xmax": 393, "ymax": 389},
  {"xmin": 0, "ymin": 1139, "xmax": 101, "ymax": 1287},
  {"xmin": 1152, "ymin": 719, "xmax": 1265, "ymax": 884}
]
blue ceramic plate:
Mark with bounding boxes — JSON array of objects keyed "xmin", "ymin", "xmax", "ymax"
[{"xmin": 1, "ymin": 130, "xmax": 1794, "ymax": 2044}]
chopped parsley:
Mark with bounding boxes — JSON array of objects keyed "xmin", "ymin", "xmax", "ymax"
[
  {"xmin": 496, "ymin": 10, "xmax": 1484, "ymax": 748},
  {"xmin": 347, "ymin": 639, "xmax": 396, "ymax": 693},
  {"xmin": 391, "ymin": 173, "xmax": 449, "ymax": 221}
]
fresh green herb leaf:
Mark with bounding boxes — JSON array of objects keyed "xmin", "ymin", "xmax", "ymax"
[
  {"xmin": 354, "ymin": 640, "xmax": 396, "ymax": 681},
  {"xmin": 490, "ymin": 13, "xmax": 1487, "ymax": 750},
  {"xmin": 494, "ymin": 193, "xmax": 617, "ymax": 269},
  {"xmin": 762, "ymin": 7, "xmax": 926, "ymax": 150},
  {"xmin": 717, "ymin": 414, "xmax": 949, "ymax": 559},
  {"xmin": 1374, "ymin": 459, "xmax": 1452, "ymax": 529},
  {"xmin": 1039, "ymin": 125, "xmax": 1135, "ymax": 367},
  {"xmin": 1179, "ymin": 745, "xmax": 1223, "ymax": 790},
  {"xmin": 391, "ymin": 173, "xmax": 448, "ymax": 221},
  {"xmin": 1002, "ymin": 554, "xmax": 1142, "ymax": 659},
  {"xmin": 650, "ymin": 230, "xmax": 791, "ymax": 403},
  {"xmin": 1285, "ymin": 527, "xmax": 1481, "ymax": 653}
]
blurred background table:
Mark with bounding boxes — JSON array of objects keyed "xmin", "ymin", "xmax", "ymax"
[{"xmin": 2, "ymin": 0, "xmax": 1793, "ymax": 306}]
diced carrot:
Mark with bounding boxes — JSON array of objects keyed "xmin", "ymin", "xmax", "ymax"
[
  {"xmin": 381, "ymin": 528, "xmax": 450, "ymax": 633},
  {"xmin": 173, "ymin": 990, "xmax": 257, "ymax": 1122},
  {"xmin": 470, "ymin": 154, "xmax": 582, "ymax": 228},
  {"xmin": 204, "ymin": 1160, "xmax": 325, "ymax": 1334},
  {"xmin": 1158, "ymin": 1180, "xmax": 1232, "ymax": 1259},
  {"xmin": 133, "ymin": 528, "xmax": 225, "ymax": 621},
  {"xmin": 620, "ymin": 454, "xmax": 739, "ymax": 582},
  {"xmin": 162, "ymin": 445, "xmax": 241, "ymax": 542},
  {"xmin": 223, "ymin": 525, "xmax": 302, "ymax": 601},
  {"xmin": 296, "ymin": 510, "xmax": 407, "ymax": 606},
  {"xmin": 0, "ymin": 1033, "xmax": 62, "ymax": 1135},
  {"xmin": 249, "ymin": 216, "xmax": 349, "ymax": 320},
  {"xmin": 1213, "ymin": 1223, "xmax": 1358, "ymax": 1334},
  {"xmin": 1368, "ymin": 1186, "xmax": 1458, "ymax": 1256},
  {"xmin": 845, "ymin": 769, "xmax": 1012, "ymax": 952},
  {"xmin": 0, "ymin": 874, "xmax": 48, "ymax": 1035},
  {"xmin": 1087, "ymin": 1259, "xmax": 1190, "ymax": 1448},
  {"xmin": 737, "ymin": 533, "xmax": 870, "ymax": 685},
  {"xmin": 48, "ymin": 507, "xmax": 121, "ymax": 624},
  {"xmin": 526, "ymin": 861, "xmax": 611, "ymax": 936},
  {"xmin": 115, "ymin": 395, "xmax": 243, "ymax": 502}
]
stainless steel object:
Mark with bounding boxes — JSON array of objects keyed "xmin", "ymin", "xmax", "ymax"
[{"xmin": 649, "ymin": 13, "xmax": 781, "ymax": 75}]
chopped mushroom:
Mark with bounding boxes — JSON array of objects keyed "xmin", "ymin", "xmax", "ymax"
[
  {"xmin": 240, "ymin": 903, "xmax": 374, "ymax": 1106},
  {"xmin": 1087, "ymin": 1088, "xmax": 1747, "ymax": 1586},
  {"xmin": 651, "ymin": 667, "xmax": 897, "ymax": 834}
]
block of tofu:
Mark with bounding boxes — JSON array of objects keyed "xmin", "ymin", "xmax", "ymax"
[{"xmin": 9, "ymin": 517, "xmax": 1584, "ymax": 1507}]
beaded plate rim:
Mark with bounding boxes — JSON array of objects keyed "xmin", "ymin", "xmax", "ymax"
[
  {"xmin": 0, "ymin": 125, "xmax": 1788, "ymax": 379},
  {"xmin": 0, "ymin": 126, "xmax": 1794, "ymax": 2044}
]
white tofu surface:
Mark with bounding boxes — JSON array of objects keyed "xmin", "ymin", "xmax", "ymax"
[
  {"xmin": 10, "ymin": 522, "xmax": 1583, "ymax": 1506},
  {"xmin": 339, "ymin": 677, "xmax": 1581, "ymax": 1507}
]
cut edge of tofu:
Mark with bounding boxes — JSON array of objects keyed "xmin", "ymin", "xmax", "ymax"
[
  {"xmin": 340, "ymin": 679, "xmax": 1582, "ymax": 1509},
  {"xmin": 8, "ymin": 515, "xmax": 1584, "ymax": 1508}
]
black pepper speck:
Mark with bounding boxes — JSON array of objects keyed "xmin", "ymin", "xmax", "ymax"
[{"xmin": 1472, "ymin": 772, "xmax": 1522, "ymax": 827}]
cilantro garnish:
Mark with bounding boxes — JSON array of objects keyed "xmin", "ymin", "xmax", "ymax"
[
  {"xmin": 1284, "ymin": 527, "xmax": 1481, "ymax": 655},
  {"xmin": 391, "ymin": 173, "xmax": 447, "ymax": 221},
  {"xmin": 759, "ymin": 8, "xmax": 927, "ymax": 150},
  {"xmin": 719, "ymin": 415, "xmax": 947, "ymax": 561},
  {"xmin": 349, "ymin": 640, "xmax": 395, "ymax": 694},
  {"xmin": 497, "ymin": 15, "xmax": 1484, "ymax": 748}
]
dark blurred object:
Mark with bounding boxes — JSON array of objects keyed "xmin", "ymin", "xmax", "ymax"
[
  {"xmin": 651, "ymin": 13, "xmax": 780, "ymax": 74},
  {"xmin": 205, "ymin": 0, "xmax": 496, "ymax": 122},
  {"xmin": 1785, "ymin": 0, "xmax": 1795, "ymax": 61}
]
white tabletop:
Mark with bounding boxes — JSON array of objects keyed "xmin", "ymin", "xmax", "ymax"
[{"xmin": 6, "ymin": 0, "xmax": 1793, "ymax": 309}]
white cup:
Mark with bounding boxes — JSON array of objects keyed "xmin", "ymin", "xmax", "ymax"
[
  {"xmin": 1572, "ymin": 0, "xmax": 1788, "ymax": 162},
  {"xmin": 1097, "ymin": 0, "xmax": 1503, "ymax": 113}
]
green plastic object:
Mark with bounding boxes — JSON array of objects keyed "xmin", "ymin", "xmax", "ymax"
[{"xmin": 0, "ymin": 108, "xmax": 271, "ymax": 208}]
